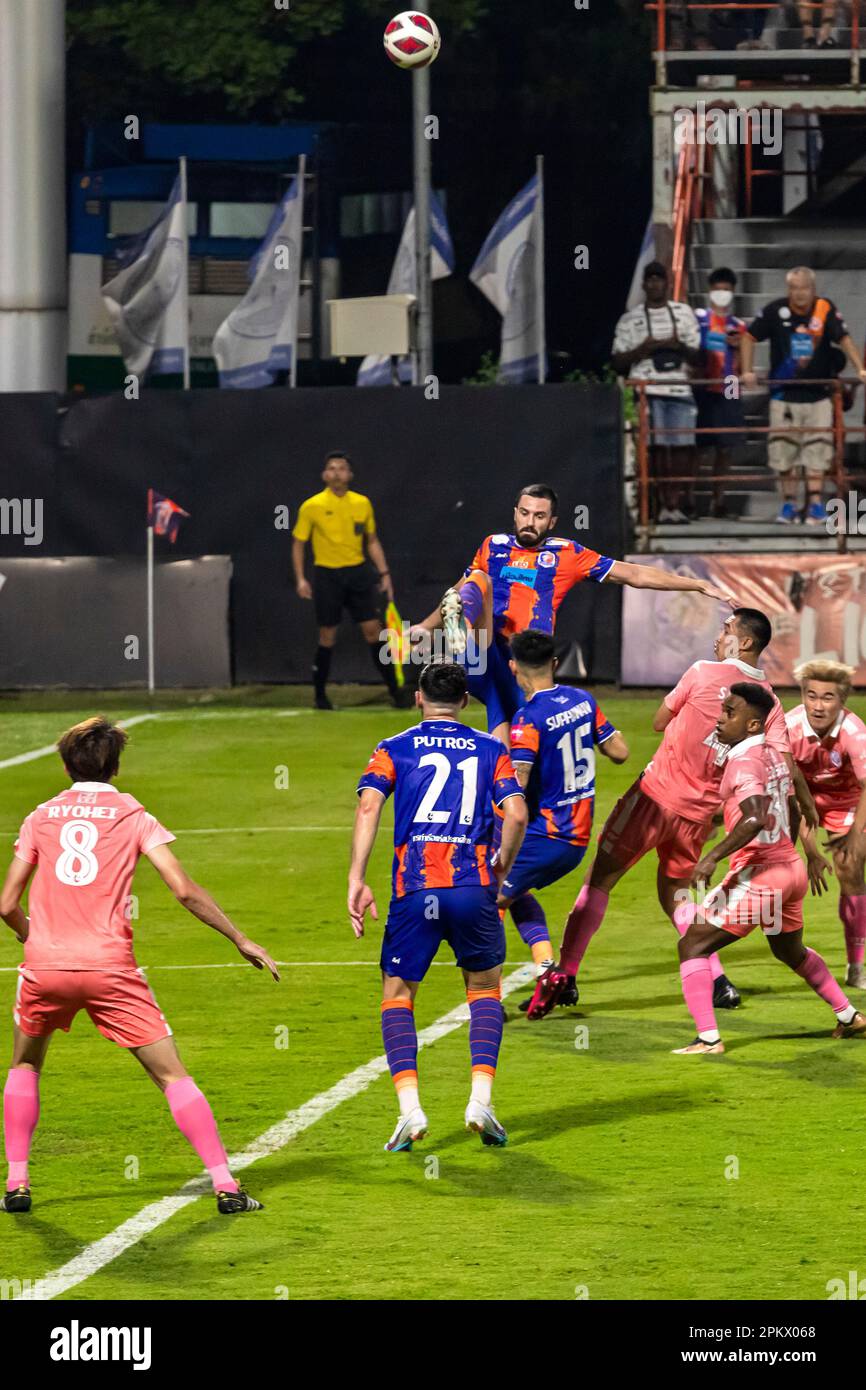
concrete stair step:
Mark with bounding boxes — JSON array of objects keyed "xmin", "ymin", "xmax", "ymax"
[
  {"xmin": 689, "ymin": 245, "xmax": 866, "ymax": 271},
  {"xmin": 692, "ymin": 220, "xmax": 866, "ymax": 247}
]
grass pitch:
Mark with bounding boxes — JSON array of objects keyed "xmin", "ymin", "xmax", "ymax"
[{"xmin": 0, "ymin": 685, "xmax": 863, "ymax": 1302}]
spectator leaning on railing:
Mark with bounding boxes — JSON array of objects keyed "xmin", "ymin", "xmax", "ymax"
[
  {"xmin": 740, "ymin": 267, "xmax": 866, "ymax": 526},
  {"xmin": 612, "ymin": 260, "xmax": 702, "ymax": 525},
  {"xmin": 694, "ymin": 267, "xmax": 746, "ymax": 520}
]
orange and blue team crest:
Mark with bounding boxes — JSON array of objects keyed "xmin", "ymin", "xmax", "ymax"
[
  {"xmin": 510, "ymin": 686, "xmax": 616, "ymax": 845},
  {"xmin": 147, "ymin": 488, "xmax": 190, "ymax": 544},
  {"xmin": 358, "ymin": 721, "xmax": 522, "ymax": 897},
  {"xmin": 467, "ymin": 534, "xmax": 614, "ymax": 639}
]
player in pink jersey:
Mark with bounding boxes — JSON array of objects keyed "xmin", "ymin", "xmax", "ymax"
[
  {"xmin": 786, "ymin": 660, "xmax": 866, "ymax": 990},
  {"xmin": 0, "ymin": 717, "xmax": 279, "ymax": 1215},
  {"xmin": 527, "ymin": 608, "xmax": 819, "ymax": 1019},
  {"xmin": 673, "ymin": 683, "xmax": 865, "ymax": 1053}
]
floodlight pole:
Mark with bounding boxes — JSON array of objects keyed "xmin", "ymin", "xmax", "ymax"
[{"xmin": 412, "ymin": 65, "xmax": 433, "ymax": 386}]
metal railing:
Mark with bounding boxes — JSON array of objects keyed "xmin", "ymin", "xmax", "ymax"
[
  {"xmin": 628, "ymin": 375, "xmax": 866, "ymax": 549},
  {"xmin": 671, "ymin": 136, "xmax": 714, "ymax": 300},
  {"xmin": 646, "ymin": 2, "xmax": 861, "ymax": 86}
]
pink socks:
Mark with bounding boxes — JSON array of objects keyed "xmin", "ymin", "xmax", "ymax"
[
  {"xmin": 839, "ymin": 895, "xmax": 866, "ymax": 967},
  {"xmin": 672, "ymin": 900, "xmax": 725, "ymax": 980},
  {"xmin": 4, "ymin": 1067, "xmax": 40, "ymax": 1190},
  {"xmin": 795, "ymin": 947, "xmax": 850, "ymax": 1014},
  {"xmin": 560, "ymin": 885, "xmax": 609, "ymax": 974},
  {"xmin": 165, "ymin": 1077, "xmax": 238, "ymax": 1194},
  {"xmin": 680, "ymin": 958, "xmax": 718, "ymax": 1036}
]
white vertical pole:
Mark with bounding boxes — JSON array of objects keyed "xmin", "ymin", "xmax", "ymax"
[
  {"xmin": 0, "ymin": 0, "xmax": 66, "ymax": 389},
  {"xmin": 412, "ymin": 65, "xmax": 433, "ymax": 386},
  {"xmin": 535, "ymin": 154, "xmax": 546, "ymax": 385},
  {"xmin": 179, "ymin": 155, "xmax": 191, "ymax": 390},
  {"xmin": 147, "ymin": 525, "xmax": 155, "ymax": 694},
  {"xmin": 291, "ymin": 153, "xmax": 306, "ymax": 389}
]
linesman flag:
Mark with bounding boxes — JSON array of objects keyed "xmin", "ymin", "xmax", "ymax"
[
  {"xmin": 357, "ymin": 191, "xmax": 455, "ymax": 387},
  {"xmin": 147, "ymin": 489, "xmax": 189, "ymax": 544},
  {"xmin": 213, "ymin": 176, "xmax": 304, "ymax": 388},
  {"xmin": 102, "ymin": 175, "xmax": 188, "ymax": 378},
  {"xmin": 470, "ymin": 174, "xmax": 546, "ymax": 384}
]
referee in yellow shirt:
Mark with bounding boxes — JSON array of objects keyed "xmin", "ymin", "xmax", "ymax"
[{"xmin": 292, "ymin": 451, "xmax": 409, "ymax": 710}]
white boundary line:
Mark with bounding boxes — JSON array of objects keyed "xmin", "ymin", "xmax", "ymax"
[
  {"xmin": 18, "ymin": 962, "xmax": 536, "ymax": 1301},
  {"xmin": 0, "ymin": 714, "xmax": 159, "ymax": 772},
  {"xmin": 172, "ymin": 826, "xmax": 350, "ymax": 835}
]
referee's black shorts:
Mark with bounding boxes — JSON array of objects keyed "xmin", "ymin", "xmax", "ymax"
[{"xmin": 313, "ymin": 563, "xmax": 380, "ymax": 627}]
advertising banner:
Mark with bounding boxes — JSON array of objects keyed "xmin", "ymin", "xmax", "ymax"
[{"xmin": 621, "ymin": 553, "xmax": 866, "ymax": 687}]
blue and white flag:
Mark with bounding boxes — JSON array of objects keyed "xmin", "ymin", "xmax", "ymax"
[
  {"xmin": 470, "ymin": 175, "xmax": 545, "ymax": 384},
  {"xmin": 357, "ymin": 191, "xmax": 455, "ymax": 387},
  {"xmin": 102, "ymin": 175, "xmax": 188, "ymax": 378},
  {"xmin": 626, "ymin": 217, "xmax": 655, "ymax": 310},
  {"xmin": 212, "ymin": 177, "xmax": 304, "ymax": 388}
]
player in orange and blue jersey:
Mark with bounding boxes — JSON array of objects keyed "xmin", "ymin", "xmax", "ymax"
[
  {"xmin": 349, "ymin": 661, "xmax": 527, "ymax": 1153},
  {"xmin": 409, "ymin": 484, "xmax": 736, "ymax": 744},
  {"xmin": 495, "ymin": 631, "xmax": 628, "ymax": 1009}
]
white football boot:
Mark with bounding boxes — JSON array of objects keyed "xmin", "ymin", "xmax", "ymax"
[
  {"xmin": 440, "ymin": 588, "xmax": 468, "ymax": 657},
  {"xmin": 384, "ymin": 1106, "xmax": 428, "ymax": 1153},
  {"xmin": 464, "ymin": 1099, "xmax": 508, "ymax": 1147},
  {"xmin": 844, "ymin": 963, "xmax": 866, "ymax": 990}
]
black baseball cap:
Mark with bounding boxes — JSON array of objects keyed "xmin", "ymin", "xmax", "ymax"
[{"xmin": 643, "ymin": 260, "xmax": 669, "ymax": 280}]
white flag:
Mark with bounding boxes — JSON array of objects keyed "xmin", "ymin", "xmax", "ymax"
[
  {"xmin": 357, "ymin": 191, "xmax": 455, "ymax": 387},
  {"xmin": 470, "ymin": 175, "xmax": 545, "ymax": 384},
  {"xmin": 102, "ymin": 175, "xmax": 187, "ymax": 378},
  {"xmin": 626, "ymin": 218, "xmax": 655, "ymax": 310},
  {"xmin": 212, "ymin": 178, "xmax": 304, "ymax": 388}
]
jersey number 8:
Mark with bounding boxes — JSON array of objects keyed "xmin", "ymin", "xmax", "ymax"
[{"xmin": 55, "ymin": 821, "xmax": 100, "ymax": 887}]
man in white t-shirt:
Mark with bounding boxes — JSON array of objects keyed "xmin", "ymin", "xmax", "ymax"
[{"xmin": 612, "ymin": 261, "xmax": 702, "ymax": 525}]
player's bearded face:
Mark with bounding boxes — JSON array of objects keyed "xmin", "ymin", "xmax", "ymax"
[{"xmin": 514, "ymin": 505, "xmax": 554, "ymax": 547}]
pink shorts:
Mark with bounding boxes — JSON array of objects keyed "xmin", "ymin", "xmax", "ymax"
[
  {"xmin": 14, "ymin": 967, "xmax": 173, "ymax": 1049},
  {"xmin": 699, "ymin": 858, "xmax": 808, "ymax": 939},
  {"xmin": 599, "ymin": 777, "xmax": 711, "ymax": 880},
  {"xmin": 820, "ymin": 804, "xmax": 861, "ymax": 837}
]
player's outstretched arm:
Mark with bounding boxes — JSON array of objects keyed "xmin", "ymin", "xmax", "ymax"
[
  {"xmin": 145, "ymin": 843, "xmax": 280, "ymax": 980},
  {"xmin": 0, "ymin": 857, "xmax": 33, "ymax": 943},
  {"xmin": 348, "ymin": 789, "xmax": 385, "ymax": 938},
  {"xmin": 600, "ymin": 731, "xmax": 629, "ymax": 764},
  {"xmin": 690, "ymin": 794, "xmax": 769, "ymax": 888},
  {"xmin": 605, "ymin": 559, "xmax": 737, "ymax": 608}
]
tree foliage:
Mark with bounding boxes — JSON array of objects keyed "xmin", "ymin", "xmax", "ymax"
[{"xmin": 67, "ymin": 0, "xmax": 488, "ymax": 119}]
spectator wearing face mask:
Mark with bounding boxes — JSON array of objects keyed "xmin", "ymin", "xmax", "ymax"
[{"xmin": 694, "ymin": 268, "xmax": 746, "ymax": 520}]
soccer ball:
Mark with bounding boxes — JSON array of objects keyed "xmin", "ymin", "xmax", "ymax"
[{"xmin": 383, "ymin": 12, "xmax": 441, "ymax": 69}]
